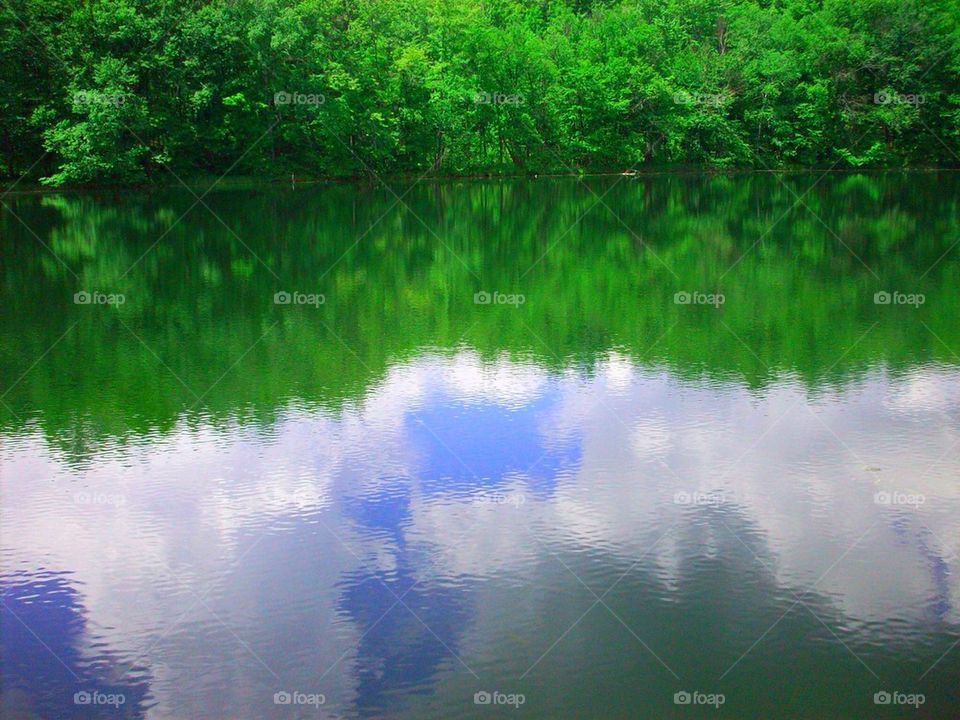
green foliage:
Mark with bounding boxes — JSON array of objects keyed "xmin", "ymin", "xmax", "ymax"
[
  {"xmin": 2, "ymin": 172, "xmax": 959, "ymax": 452},
  {"xmin": 1, "ymin": 0, "xmax": 957, "ymax": 185}
]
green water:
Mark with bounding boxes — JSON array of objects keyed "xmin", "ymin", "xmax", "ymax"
[{"xmin": 1, "ymin": 173, "xmax": 959, "ymax": 718}]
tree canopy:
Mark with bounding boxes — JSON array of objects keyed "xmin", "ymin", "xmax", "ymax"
[{"xmin": 1, "ymin": 0, "xmax": 958, "ymax": 186}]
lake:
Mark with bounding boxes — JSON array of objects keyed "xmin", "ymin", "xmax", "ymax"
[{"xmin": 2, "ymin": 172, "xmax": 959, "ymax": 718}]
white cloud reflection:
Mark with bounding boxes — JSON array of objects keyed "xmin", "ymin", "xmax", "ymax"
[{"xmin": 2, "ymin": 351, "xmax": 959, "ymax": 717}]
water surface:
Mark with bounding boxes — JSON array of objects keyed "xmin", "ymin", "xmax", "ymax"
[{"xmin": 2, "ymin": 173, "xmax": 959, "ymax": 718}]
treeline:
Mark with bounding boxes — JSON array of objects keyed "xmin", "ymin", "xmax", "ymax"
[{"xmin": 2, "ymin": 0, "xmax": 958, "ymax": 185}]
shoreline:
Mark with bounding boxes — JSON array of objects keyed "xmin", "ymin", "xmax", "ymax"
[{"xmin": 2, "ymin": 165, "xmax": 957, "ymax": 197}]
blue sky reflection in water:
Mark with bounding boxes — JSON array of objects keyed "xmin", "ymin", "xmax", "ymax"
[{"xmin": 3, "ymin": 353, "xmax": 960, "ymax": 717}]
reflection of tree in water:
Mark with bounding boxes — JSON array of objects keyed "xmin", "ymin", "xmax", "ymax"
[
  {"xmin": 337, "ymin": 388, "xmax": 581, "ymax": 714},
  {"xmin": 1, "ymin": 572, "xmax": 152, "ymax": 718},
  {"xmin": 611, "ymin": 504, "xmax": 960, "ymax": 716},
  {"xmin": 2, "ymin": 174, "xmax": 959, "ymax": 454}
]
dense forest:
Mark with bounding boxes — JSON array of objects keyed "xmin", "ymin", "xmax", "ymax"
[{"xmin": 1, "ymin": 0, "xmax": 958, "ymax": 185}]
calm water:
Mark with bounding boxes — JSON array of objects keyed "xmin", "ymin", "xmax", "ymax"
[{"xmin": 2, "ymin": 173, "xmax": 959, "ymax": 718}]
